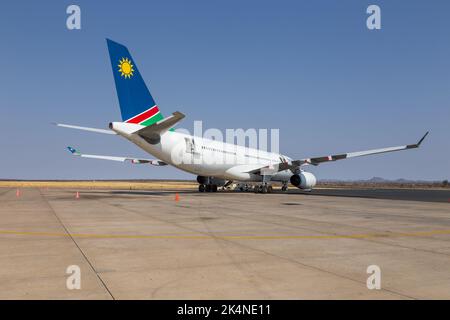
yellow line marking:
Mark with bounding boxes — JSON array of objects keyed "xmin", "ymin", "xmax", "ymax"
[{"xmin": 0, "ymin": 229, "xmax": 450, "ymax": 240}]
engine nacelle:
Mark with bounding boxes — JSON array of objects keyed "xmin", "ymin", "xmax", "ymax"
[{"xmin": 290, "ymin": 172, "xmax": 317, "ymax": 190}]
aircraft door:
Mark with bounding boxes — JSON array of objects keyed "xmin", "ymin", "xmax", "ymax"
[{"xmin": 184, "ymin": 137, "xmax": 201, "ymax": 165}]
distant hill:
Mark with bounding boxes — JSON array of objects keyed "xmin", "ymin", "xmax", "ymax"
[
  {"xmin": 321, "ymin": 176, "xmax": 445, "ymax": 184},
  {"xmin": 319, "ymin": 177, "xmax": 449, "ymax": 188}
]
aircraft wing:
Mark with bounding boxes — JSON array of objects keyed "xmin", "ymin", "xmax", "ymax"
[
  {"xmin": 292, "ymin": 131, "xmax": 429, "ymax": 167},
  {"xmin": 67, "ymin": 147, "xmax": 167, "ymax": 166},
  {"xmin": 247, "ymin": 132, "xmax": 429, "ymax": 175}
]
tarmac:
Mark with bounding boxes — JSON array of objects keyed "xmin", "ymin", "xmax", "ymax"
[
  {"xmin": 0, "ymin": 186, "xmax": 449, "ymax": 299},
  {"xmin": 296, "ymin": 188, "xmax": 450, "ymax": 203}
]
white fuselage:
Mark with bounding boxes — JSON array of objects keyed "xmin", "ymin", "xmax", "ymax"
[{"xmin": 111, "ymin": 122, "xmax": 293, "ymax": 183}]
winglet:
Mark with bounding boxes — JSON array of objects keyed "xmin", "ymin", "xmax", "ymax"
[
  {"xmin": 67, "ymin": 146, "xmax": 81, "ymax": 156},
  {"xmin": 417, "ymin": 131, "xmax": 429, "ymax": 146},
  {"xmin": 407, "ymin": 131, "xmax": 429, "ymax": 149}
]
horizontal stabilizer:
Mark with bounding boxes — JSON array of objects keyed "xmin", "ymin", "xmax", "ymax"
[
  {"xmin": 55, "ymin": 123, "xmax": 116, "ymax": 135},
  {"xmin": 135, "ymin": 111, "xmax": 185, "ymax": 144}
]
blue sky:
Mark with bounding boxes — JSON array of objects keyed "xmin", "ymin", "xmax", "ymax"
[{"xmin": 0, "ymin": 0, "xmax": 448, "ymax": 180}]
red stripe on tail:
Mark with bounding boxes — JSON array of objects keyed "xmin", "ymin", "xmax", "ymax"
[{"xmin": 126, "ymin": 106, "xmax": 159, "ymax": 124}]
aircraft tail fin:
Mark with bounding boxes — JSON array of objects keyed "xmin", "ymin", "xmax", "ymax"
[{"xmin": 106, "ymin": 39, "xmax": 164, "ymax": 126}]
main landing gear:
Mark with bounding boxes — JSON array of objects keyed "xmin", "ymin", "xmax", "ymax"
[
  {"xmin": 198, "ymin": 184, "xmax": 218, "ymax": 192},
  {"xmin": 254, "ymin": 183, "xmax": 273, "ymax": 194},
  {"xmin": 253, "ymin": 173, "xmax": 276, "ymax": 194},
  {"xmin": 197, "ymin": 176, "xmax": 218, "ymax": 193}
]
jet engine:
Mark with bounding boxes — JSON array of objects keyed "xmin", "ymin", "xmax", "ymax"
[{"xmin": 290, "ymin": 172, "xmax": 317, "ymax": 190}]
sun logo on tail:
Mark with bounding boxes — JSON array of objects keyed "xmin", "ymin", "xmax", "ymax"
[{"xmin": 118, "ymin": 57, "xmax": 134, "ymax": 79}]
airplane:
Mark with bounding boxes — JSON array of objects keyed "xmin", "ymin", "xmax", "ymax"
[{"xmin": 57, "ymin": 39, "xmax": 428, "ymax": 194}]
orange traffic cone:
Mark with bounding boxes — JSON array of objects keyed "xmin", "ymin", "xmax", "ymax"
[
  {"xmin": 75, "ymin": 191, "xmax": 80, "ymax": 199},
  {"xmin": 175, "ymin": 193, "xmax": 180, "ymax": 202}
]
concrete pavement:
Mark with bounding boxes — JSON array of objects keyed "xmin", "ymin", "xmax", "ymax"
[{"xmin": 0, "ymin": 187, "xmax": 449, "ymax": 299}]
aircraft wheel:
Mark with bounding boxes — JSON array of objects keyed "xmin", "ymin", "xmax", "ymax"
[
  {"xmin": 262, "ymin": 185, "xmax": 268, "ymax": 194},
  {"xmin": 268, "ymin": 186, "xmax": 273, "ymax": 193},
  {"xmin": 212, "ymin": 185, "xmax": 218, "ymax": 192},
  {"xmin": 205, "ymin": 184, "xmax": 212, "ymax": 192},
  {"xmin": 199, "ymin": 184, "xmax": 205, "ymax": 192},
  {"xmin": 281, "ymin": 185, "xmax": 288, "ymax": 192},
  {"xmin": 254, "ymin": 186, "xmax": 260, "ymax": 193}
]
